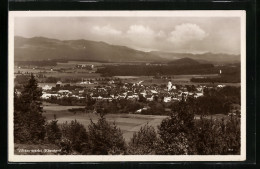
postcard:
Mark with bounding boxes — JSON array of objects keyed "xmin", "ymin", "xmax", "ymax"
[{"xmin": 8, "ymin": 10, "xmax": 246, "ymax": 162}]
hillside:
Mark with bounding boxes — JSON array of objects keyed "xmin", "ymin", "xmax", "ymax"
[
  {"xmin": 168, "ymin": 57, "xmax": 200, "ymax": 65},
  {"xmin": 14, "ymin": 36, "xmax": 163, "ymax": 62},
  {"xmin": 14, "ymin": 36, "xmax": 240, "ymax": 64},
  {"xmin": 150, "ymin": 51, "xmax": 240, "ymax": 64}
]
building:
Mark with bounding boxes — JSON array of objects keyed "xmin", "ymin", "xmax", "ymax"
[
  {"xmin": 217, "ymin": 84, "xmax": 226, "ymax": 88},
  {"xmin": 146, "ymin": 95, "xmax": 154, "ymax": 101},
  {"xmin": 41, "ymin": 93, "xmax": 58, "ymax": 99},
  {"xmin": 163, "ymin": 96, "xmax": 172, "ymax": 103},
  {"xmin": 58, "ymin": 90, "xmax": 72, "ymax": 95},
  {"xmin": 76, "ymin": 64, "xmax": 94, "ymax": 69},
  {"xmin": 56, "ymin": 81, "xmax": 62, "ymax": 87},
  {"xmin": 41, "ymin": 85, "xmax": 52, "ymax": 91},
  {"xmin": 167, "ymin": 81, "xmax": 172, "ymax": 91}
]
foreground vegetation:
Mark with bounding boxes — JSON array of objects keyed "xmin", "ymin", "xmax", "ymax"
[{"xmin": 14, "ymin": 75, "xmax": 240, "ymax": 155}]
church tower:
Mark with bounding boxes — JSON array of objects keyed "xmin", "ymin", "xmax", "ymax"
[{"xmin": 167, "ymin": 80, "xmax": 172, "ymax": 91}]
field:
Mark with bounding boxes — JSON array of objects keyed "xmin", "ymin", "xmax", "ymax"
[
  {"xmin": 43, "ymin": 110, "xmax": 166, "ymax": 142},
  {"xmin": 15, "ymin": 60, "xmax": 240, "ymax": 86},
  {"xmin": 115, "ymin": 75, "xmax": 240, "ymax": 86},
  {"xmin": 43, "ymin": 103, "xmax": 166, "ymax": 142},
  {"xmin": 43, "ymin": 103, "xmax": 229, "ymax": 142}
]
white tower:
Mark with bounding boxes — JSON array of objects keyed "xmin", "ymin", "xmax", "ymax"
[
  {"xmin": 219, "ymin": 69, "xmax": 222, "ymax": 74},
  {"xmin": 167, "ymin": 81, "xmax": 172, "ymax": 91}
]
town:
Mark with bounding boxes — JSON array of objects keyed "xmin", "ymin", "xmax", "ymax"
[
  {"xmin": 14, "ymin": 61, "xmax": 239, "ymax": 116},
  {"xmin": 40, "ymin": 79, "xmax": 225, "ymax": 103},
  {"xmin": 12, "ymin": 14, "xmax": 243, "ymax": 156}
]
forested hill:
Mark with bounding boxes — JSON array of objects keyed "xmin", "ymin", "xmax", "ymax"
[
  {"xmin": 14, "ymin": 36, "xmax": 163, "ymax": 62},
  {"xmin": 168, "ymin": 57, "xmax": 200, "ymax": 65},
  {"xmin": 150, "ymin": 51, "xmax": 240, "ymax": 64}
]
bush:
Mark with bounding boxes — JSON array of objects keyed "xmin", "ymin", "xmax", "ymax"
[
  {"xmin": 127, "ymin": 124, "xmax": 157, "ymax": 155},
  {"xmin": 59, "ymin": 137, "xmax": 73, "ymax": 155},
  {"xmin": 88, "ymin": 115, "xmax": 126, "ymax": 155}
]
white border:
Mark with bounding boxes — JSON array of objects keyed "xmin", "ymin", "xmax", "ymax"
[{"xmin": 8, "ymin": 10, "xmax": 246, "ymax": 162}]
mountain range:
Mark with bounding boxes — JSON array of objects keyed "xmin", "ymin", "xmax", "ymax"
[
  {"xmin": 14, "ymin": 36, "xmax": 240, "ymax": 64},
  {"xmin": 150, "ymin": 51, "xmax": 240, "ymax": 64}
]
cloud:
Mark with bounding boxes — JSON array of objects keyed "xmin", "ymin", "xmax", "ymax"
[
  {"xmin": 126, "ymin": 25, "xmax": 166, "ymax": 39},
  {"xmin": 124, "ymin": 25, "xmax": 156, "ymax": 49},
  {"xmin": 156, "ymin": 30, "xmax": 166, "ymax": 38},
  {"xmin": 125, "ymin": 25, "xmax": 167, "ymax": 50},
  {"xmin": 167, "ymin": 23, "xmax": 208, "ymax": 46},
  {"xmin": 91, "ymin": 25, "xmax": 122, "ymax": 36},
  {"xmin": 126, "ymin": 25, "xmax": 155, "ymax": 37}
]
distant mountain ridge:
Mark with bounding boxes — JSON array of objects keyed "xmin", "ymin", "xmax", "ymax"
[
  {"xmin": 150, "ymin": 51, "xmax": 240, "ymax": 64},
  {"xmin": 14, "ymin": 36, "xmax": 163, "ymax": 62},
  {"xmin": 14, "ymin": 36, "xmax": 240, "ymax": 64},
  {"xmin": 168, "ymin": 57, "xmax": 200, "ymax": 65}
]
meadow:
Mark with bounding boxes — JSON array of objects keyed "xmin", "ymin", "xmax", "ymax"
[
  {"xmin": 15, "ymin": 60, "xmax": 240, "ymax": 86},
  {"xmin": 42, "ymin": 103, "xmax": 229, "ymax": 142},
  {"xmin": 43, "ymin": 103, "xmax": 167, "ymax": 142}
]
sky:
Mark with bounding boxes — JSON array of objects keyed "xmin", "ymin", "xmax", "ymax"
[{"xmin": 14, "ymin": 17, "xmax": 241, "ymax": 54}]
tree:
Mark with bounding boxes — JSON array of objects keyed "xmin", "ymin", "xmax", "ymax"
[
  {"xmin": 45, "ymin": 76, "xmax": 60, "ymax": 83},
  {"xmin": 14, "ymin": 91, "xmax": 30, "ymax": 143},
  {"xmin": 88, "ymin": 115, "xmax": 126, "ymax": 155},
  {"xmin": 223, "ymin": 116, "xmax": 240, "ymax": 154},
  {"xmin": 138, "ymin": 94, "xmax": 146, "ymax": 102},
  {"xmin": 14, "ymin": 74, "xmax": 46, "ymax": 143},
  {"xmin": 127, "ymin": 124, "xmax": 157, "ymax": 155},
  {"xmin": 85, "ymin": 94, "xmax": 96, "ymax": 111},
  {"xmin": 156, "ymin": 101, "xmax": 195, "ymax": 155},
  {"xmin": 45, "ymin": 117, "xmax": 62, "ymax": 144},
  {"xmin": 193, "ymin": 118, "xmax": 226, "ymax": 155},
  {"xmin": 14, "ymin": 75, "xmax": 30, "ymax": 85},
  {"xmin": 156, "ymin": 98, "xmax": 240, "ymax": 155},
  {"xmin": 60, "ymin": 120, "xmax": 89, "ymax": 154}
]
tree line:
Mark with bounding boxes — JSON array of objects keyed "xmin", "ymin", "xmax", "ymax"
[
  {"xmin": 15, "ymin": 60, "xmax": 57, "ymax": 67},
  {"xmin": 96, "ymin": 64, "xmax": 216, "ymax": 76}
]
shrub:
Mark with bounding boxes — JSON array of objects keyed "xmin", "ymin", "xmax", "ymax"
[
  {"xmin": 59, "ymin": 137, "xmax": 73, "ymax": 155},
  {"xmin": 127, "ymin": 124, "xmax": 157, "ymax": 155},
  {"xmin": 88, "ymin": 115, "xmax": 126, "ymax": 155}
]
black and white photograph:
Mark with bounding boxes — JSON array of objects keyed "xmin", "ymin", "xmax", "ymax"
[{"xmin": 8, "ymin": 11, "xmax": 246, "ymax": 162}]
